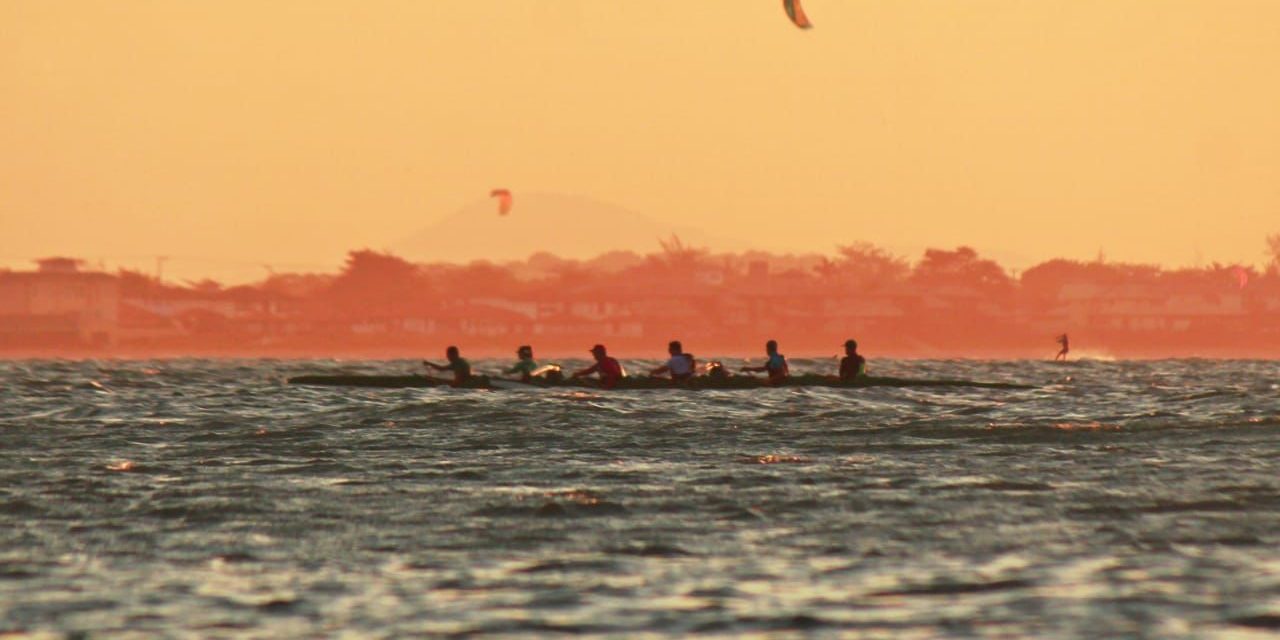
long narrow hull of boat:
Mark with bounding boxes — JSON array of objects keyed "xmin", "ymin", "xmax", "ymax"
[
  {"xmin": 286, "ymin": 374, "xmax": 1034, "ymax": 391},
  {"xmin": 287, "ymin": 374, "xmax": 455, "ymax": 388}
]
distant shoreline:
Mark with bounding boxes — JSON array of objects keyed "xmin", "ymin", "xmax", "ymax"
[{"xmin": 3, "ymin": 345, "xmax": 1277, "ymax": 361}]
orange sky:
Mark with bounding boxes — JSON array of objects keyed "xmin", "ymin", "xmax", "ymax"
[{"xmin": 3, "ymin": 1, "xmax": 1279, "ymax": 282}]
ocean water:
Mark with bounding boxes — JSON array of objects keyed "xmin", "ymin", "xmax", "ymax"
[{"xmin": 1, "ymin": 358, "xmax": 1278, "ymax": 638}]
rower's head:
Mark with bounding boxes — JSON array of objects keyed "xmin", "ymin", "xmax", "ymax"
[
  {"xmin": 517, "ymin": 345, "xmax": 533, "ymax": 359},
  {"xmin": 668, "ymin": 340, "xmax": 683, "ymax": 355},
  {"xmin": 589, "ymin": 344, "xmax": 608, "ymax": 360},
  {"xmin": 766, "ymin": 339, "xmax": 778, "ymax": 355},
  {"xmin": 844, "ymin": 339, "xmax": 858, "ymax": 355},
  {"xmin": 446, "ymin": 345, "xmax": 460, "ymax": 361}
]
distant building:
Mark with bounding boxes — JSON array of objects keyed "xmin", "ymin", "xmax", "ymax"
[{"xmin": 0, "ymin": 258, "xmax": 120, "ymax": 347}]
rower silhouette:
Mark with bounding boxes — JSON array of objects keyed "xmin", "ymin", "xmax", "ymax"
[
  {"xmin": 424, "ymin": 346, "xmax": 472, "ymax": 385},
  {"xmin": 839, "ymin": 339, "xmax": 866, "ymax": 380}
]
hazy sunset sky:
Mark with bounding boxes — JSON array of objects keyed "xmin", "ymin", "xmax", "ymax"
[{"xmin": 3, "ymin": 1, "xmax": 1278, "ymax": 282}]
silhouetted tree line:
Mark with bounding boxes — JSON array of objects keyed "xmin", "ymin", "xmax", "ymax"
[
  {"xmin": 96, "ymin": 235, "xmax": 1280, "ymax": 356},
  {"xmin": 116, "ymin": 237, "xmax": 1280, "ymax": 309}
]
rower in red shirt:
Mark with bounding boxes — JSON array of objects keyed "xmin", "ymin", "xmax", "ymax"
[{"xmin": 572, "ymin": 344, "xmax": 625, "ymax": 389}]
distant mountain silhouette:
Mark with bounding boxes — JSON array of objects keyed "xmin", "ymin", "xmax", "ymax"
[{"xmin": 395, "ymin": 192, "xmax": 729, "ymax": 262}]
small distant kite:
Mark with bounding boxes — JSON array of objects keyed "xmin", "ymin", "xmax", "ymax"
[
  {"xmin": 783, "ymin": 0, "xmax": 812, "ymax": 29},
  {"xmin": 490, "ymin": 189, "xmax": 513, "ymax": 216}
]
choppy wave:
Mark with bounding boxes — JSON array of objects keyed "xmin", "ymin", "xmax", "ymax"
[{"xmin": 1, "ymin": 358, "xmax": 1278, "ymax": 636}]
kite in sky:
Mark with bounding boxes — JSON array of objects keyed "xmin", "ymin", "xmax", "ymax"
[
  {"xmin": 490, "ymin": 189, "xmax": 513, "ymax": 216},
  {"xmin": 783, "ymin": 0, "xmax": 813, "ymax": 29}
]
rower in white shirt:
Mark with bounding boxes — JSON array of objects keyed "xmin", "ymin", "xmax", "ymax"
[{"xmin": 650, "ymin": 340, "xmax": 697, "ymax": 382}]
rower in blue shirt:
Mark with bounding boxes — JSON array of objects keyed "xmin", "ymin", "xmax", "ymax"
[{"xmin": 740, "ymin": 339, "xmax": 789, "ymax": 385}]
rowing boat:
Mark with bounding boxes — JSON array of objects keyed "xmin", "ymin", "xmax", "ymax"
[{"xmin": 286, "ymin": 373, "xmax": 1034, "ymax": 391}]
